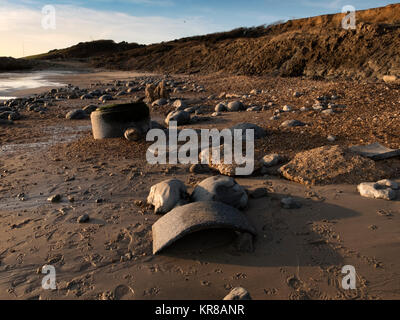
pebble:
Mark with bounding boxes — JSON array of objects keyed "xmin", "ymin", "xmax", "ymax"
[
  {"xmin": 47, "ymin": 194, "xmax": 62, "ymax": 203},
  {"xmin": 280, "ymin": 120, "xmax": 305, "ymax": 128},
  {"xmin": 327, "ymin": 135, "xmax": 336, "ymax": 142},
  {"xmin": 322, "ymin": 109, "xmax": 335, "ymax": 115},
  {"xmin": 261, "ymin": 154, "xmax": 283, "ymax": 167},
  {"xmin": 282, "ymin": 105, "xmax": 292, "ymax": 112},
  {"xmin": 173, "ymin": 99, "xmax": 187, "ymax": 110},
  {"xmin": 77, "ymin": 214, "xmax": 90, "ymax": 223}
]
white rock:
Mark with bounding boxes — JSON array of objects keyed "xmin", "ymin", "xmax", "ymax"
[
  {"xmin": 147, "ymin": 179, "xmax": 188, "ymax": 214},
  {"xmin": 282, "ymin": 105, "xmax": 292, "ymax": 112},
  {"xmin": 357, "ymin": 182, "xmax": 396, "ymax": 201}
]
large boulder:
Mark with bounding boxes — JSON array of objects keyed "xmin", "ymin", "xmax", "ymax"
[
  {"xmin": 227, "ymin": 101, "xmax": 244, "ymax": 112},
  {"xmin": 165, "ymin": 110, "xmax": 190, "ymax": 126},
  {"xmin": 147, "ymin": 179, "xmax": 188, "ymax": 214},
  {"xmin": 191, "ymin": 176, "xmax": 248, "ymax": 209}
]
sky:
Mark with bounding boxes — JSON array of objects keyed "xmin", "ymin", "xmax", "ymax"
[{"xmin": 0, "ymin": 0, "xmax": 398, "ymax": 58}]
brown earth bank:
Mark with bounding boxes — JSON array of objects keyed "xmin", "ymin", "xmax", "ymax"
[
  {"xmin": 0, "ymin": 71, "xmax": 399, "ymax": 300},
  {"xmin": 27, "ymin": 4, "xmax": 400, "ymax": 80}
]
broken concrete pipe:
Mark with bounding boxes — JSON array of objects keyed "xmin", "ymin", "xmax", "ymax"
[
  {"xmin": 90, "ymin": 101, "xmax": 150, "ymax": 140},
  {"xmin": 152, "ymin": 201, "xmax": 256, "ymax": 255}
]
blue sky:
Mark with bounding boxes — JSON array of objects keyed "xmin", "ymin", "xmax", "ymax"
[{"xmin": 0, "ymin": 0, "xmax": 398, "ymax": 57}]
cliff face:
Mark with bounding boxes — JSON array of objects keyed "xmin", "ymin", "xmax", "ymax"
[{"xmin": 33, "ymin": 4, "xmax": 400, "ymax": 79}]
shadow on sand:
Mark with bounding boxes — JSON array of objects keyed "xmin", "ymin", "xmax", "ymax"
[{"xmin": 159, "ymin": 194, "xmax": 359, "ymax": 268}]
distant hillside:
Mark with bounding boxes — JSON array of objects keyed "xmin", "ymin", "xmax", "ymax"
[
  {"xmin": 26, "ymin": 40, "xmax": 144, "ymax": 60},
  {"xmin": 0, "ymin": 57, "xmax": 36, "ymax": 72},
  {"xmin": 30, "ymin": 4, "xmax": 400, "ymax": 79}
]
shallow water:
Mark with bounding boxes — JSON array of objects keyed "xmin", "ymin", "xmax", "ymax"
[{"xmin": 0, "ymin": 70, "xmax": 70, "ymax": 99}]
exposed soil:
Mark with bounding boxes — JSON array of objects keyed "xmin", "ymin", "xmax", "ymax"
[{"xmin": 28, "ymin": 4, "xmax": 400, "ymax": 80}]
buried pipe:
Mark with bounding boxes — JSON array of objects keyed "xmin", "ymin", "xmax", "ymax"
[
  {"xmin": 152, "ymin": 201, "xmax": 256, "ymax": 255},
  {"xmin": 90, "ymin": 101, "xmax": 150, "ymax": 140}
]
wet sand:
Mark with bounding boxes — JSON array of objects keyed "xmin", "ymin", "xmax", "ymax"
[{"xmin": 0, "ymin": 70, "xmax": 399, "ymax": 300}]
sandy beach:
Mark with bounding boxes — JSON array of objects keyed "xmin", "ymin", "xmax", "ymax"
[{"xmin": 0, "ymin": 69, "xmax": 399, "ymax": 300}]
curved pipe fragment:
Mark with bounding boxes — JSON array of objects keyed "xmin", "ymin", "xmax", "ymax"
[{"xmin": 152, "ymin": 201, "xmax": 256, "ymax": 254}]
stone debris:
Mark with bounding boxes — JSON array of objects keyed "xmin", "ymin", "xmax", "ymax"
[
  {"xmin": 77, "ymin": 214, "xmax": 90, "ymax": 223},
  {"xmin": 82, "ymin": 104, "xmax": 98, "ymax": 114},
  {"xmin": 47, "ymin": 194, "xmax": 61, "ymax": 203},
  {"xmin": 358, "ymin": 181, "xmax": 397, "ymax": 201},
  {"xmin": 377, "ymin": 179, "xmax": 399, "ymax": 190},
  {"xmin": 349, "ymin": 142, "xmax": 400, "ymax": 160},
  {"xmin": 152, "ymin": 98, "xmax": 168, "ymax": 107},
  {"xmin": 147, "ymin": 179, "xmax": 189, "ymax": 214},
  {"xmin": 192, "ymin": 176, "xmax": 248, "ymax": 209},
  {"xmin": 227, "ymin": 101, "xmax": 244, "ymax": 112},
  {"xmin": 223, "ymin": 287, "xmax": 252, "ymax": 300},
  {"xmin": 165, "ymin": 110, "xmax": 190, "ymax": 126},
  {"xmin": 279, "ymin": 145, "xmax": 387, "ymax": 185},
  {"xmin": 280, "ymin": 119, "xmax": 305, "ymax": 128},
  {"xmin": 230, "ymin": 123, "xmax": 266, "ymax": 140},
  {"xmin": 215, "ymin": 103, "xmax": 227, "ymax": 112},
  {"xmin": 65, "ymin": 109, "xmax": 87, "ymax": 120},
  {"xmin": 173, "ymin": 99, "xmax": 187, "ymax": 110},
  {"xmin": 261, "ymin": 154, "xmax": 283, "ymax": 167},
  {"xmin": 327, "ymin": 135, "xmax": 336, "ymax": 142},
  {"xmin": 282, "ymin": 105, "xmax": 292, "ymax": 112}
]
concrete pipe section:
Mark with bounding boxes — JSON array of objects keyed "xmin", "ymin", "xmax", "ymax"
[
  {"xmin": 152, "ymin": 201, "xmax": 256, "ymax": 254},
  {"xmin": 91, "ymin": 101, "xmax": 150, "ymax": 139}
]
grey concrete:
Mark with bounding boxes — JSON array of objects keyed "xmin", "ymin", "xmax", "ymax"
[
  {"xmin": 349, "ymin": 143, "xmax": 400, "ymax": 160},
  {"xmin": 90, "ymin": 102, "xmax": 150, "ymax": 140},
  {"xmin": 152, "ymin": 201, "xmax": 256, "ymax": 254}
]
